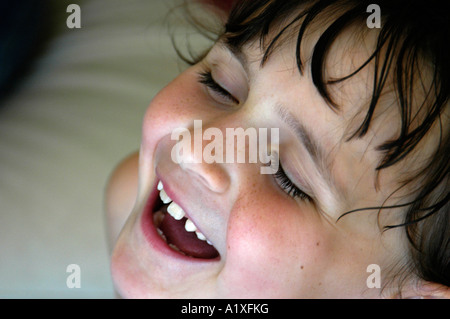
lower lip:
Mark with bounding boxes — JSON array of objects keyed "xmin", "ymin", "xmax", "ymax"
[{"xmin": 140, "ymin": 181, "xmax": 219, "ymax": 263}]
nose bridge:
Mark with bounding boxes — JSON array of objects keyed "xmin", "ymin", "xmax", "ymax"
[
  {"xmin": 171, "ymin": 111, "xmax": 278, "ymax": 192},
  {"xmin": 174, "ymin": 118, "xmax": 234, "ymax": 194}
]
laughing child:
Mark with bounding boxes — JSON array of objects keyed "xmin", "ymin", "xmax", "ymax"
[{"xmin": 105, "ymin": 0, "xmax": 449, "ymax": 298}]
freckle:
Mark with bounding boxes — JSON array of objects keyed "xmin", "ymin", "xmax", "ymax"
[
  {"xmin": 318, "ymin": 282, "xmax": 322, "ymax": 286},
  {"xmin": 316, "ymin": 242, "xmax": 320, "ymax": 246}
]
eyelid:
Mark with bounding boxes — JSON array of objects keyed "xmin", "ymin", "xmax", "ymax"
[
  {"xmin": 198, "ymin": 70, "xmax": 240, "ymax": 104},
  {"xmin": 202, "ymin": 46, "xmax": 249, "ymax": 102},
  {"xmin": 274, "ymin": 162, "xmax": 312, "ymax": 201}
]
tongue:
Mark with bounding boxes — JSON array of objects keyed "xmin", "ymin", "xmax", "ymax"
[{"xmin": 160, "ymin": 213, "xmax": 219, "ymax": 259}]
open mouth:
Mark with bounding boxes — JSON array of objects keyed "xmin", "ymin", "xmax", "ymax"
[{"xmin": 150, "ymin": 181, "xmax": 220, "ymax": 259}]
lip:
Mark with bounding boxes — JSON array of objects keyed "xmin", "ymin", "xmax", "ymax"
[{"xmin": 140, "ymin": 177, "xmax": 220, "ymax": 263}]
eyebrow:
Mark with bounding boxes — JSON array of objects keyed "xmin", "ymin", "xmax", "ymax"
[
  {"xmin": 276, "ymin": 104, "xmax": 335, "ymax": 188},
  {"xmin": 218, "ymin": 38, "xmax": 250, "ymax": 74}
]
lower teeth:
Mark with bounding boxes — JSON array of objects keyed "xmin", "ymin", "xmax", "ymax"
[
  {"xmin": 157, "ymin": 226, "xmax": 188, "ymax": 256},
  {"xmin": 168, "ymin": 243, "xmax": 187, "ymax": 256},
  {"xmin": 156, "ymin": 227, "xmax": 167, "ymax": 241},
  {"xmin": 152, "ymin": 207, "xmax": 217, "ymax": 258}
]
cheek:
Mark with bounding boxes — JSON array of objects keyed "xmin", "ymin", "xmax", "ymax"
[
  {"xmin": 141, "ymin": 68, "xmax": 206, "ymax": 153},
  {"xmin": 220, "ymin": 189, "xmax": 335, "ymax": 297}
]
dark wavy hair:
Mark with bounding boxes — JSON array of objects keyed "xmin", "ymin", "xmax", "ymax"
[{"xmin": 177, "ymin": 0, "xmax": 449, "ymax": 291}]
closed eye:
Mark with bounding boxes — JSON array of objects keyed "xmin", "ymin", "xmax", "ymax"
[
  {"xmin": 274, "ymin": 163, "xmax": 311, "ymax": 201},
  {"xmin": 198, "ymin": 70, "xmax": 240, "ymax": 104}
]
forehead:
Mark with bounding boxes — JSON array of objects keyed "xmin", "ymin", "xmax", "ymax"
[{"xmin": 222, "ymin": 3, "xmax": 382, "ymax": 100}]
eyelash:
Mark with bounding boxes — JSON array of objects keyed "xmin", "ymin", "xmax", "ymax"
[
  {"xmin": 274, "ymin": 163, "xmax": 311, "ymax": 201},
  {"xmin": 198, "ymin": 70, "xmax": 239, "ymax": 104}
]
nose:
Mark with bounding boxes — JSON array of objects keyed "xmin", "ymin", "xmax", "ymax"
[
  {"xmin": 180, "ymin": 160, "xmax": 230, "ymax": 194},
  {"xmin": 172, "ymin": 121, "xmax": 231, "ymax": 194}
]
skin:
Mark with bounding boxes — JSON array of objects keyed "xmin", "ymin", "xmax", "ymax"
[{"xmin": 105, "ymin": 23, "xmax": 449, "ymax": 298}]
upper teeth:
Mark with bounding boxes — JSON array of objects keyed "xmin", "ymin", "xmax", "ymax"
[
  {"xmin": 167, "ymin": 201, "xmax": 185, "ymax": 220},
  {"xmin": 157, "ymin": 181, "xmax": 212, "ymax": 245}
]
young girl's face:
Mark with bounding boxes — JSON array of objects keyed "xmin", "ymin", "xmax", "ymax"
[{"xmin": 111, "ymin": 25, "xmax": 408, "ymax": 298}]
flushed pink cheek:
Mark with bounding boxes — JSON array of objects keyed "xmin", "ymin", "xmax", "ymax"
[{"xmin": 222, "ymin": 194, "xmax": 334, "ymax": 297}]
